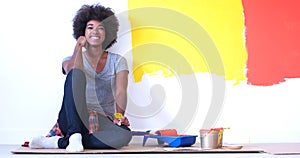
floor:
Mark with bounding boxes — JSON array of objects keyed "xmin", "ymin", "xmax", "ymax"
[{"xmin": 2, "ymin": 144, "xmax": 300, "ymax": 158}]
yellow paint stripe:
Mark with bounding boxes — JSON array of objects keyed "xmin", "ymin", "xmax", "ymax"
[{"xmin": 128, "ymin": 0, "xmax": 247, "ymax": 84}]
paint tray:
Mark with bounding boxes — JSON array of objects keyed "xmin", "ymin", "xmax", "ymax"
[{"xmin": 143, "ymin": 135, "xmax": 198, "ymax": 148}]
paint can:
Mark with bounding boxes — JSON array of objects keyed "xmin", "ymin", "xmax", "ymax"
[
  {"xmin": 211, "ymin": 128, "xmax": 224, "ymax": 148},
  {"xmin": 199, "ymin": 129, "xmax": 219, "ymax": 149}
]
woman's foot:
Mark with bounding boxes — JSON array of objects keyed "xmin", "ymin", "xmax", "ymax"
[
  {"xmin": 66, "ymin": 133, "xmax": 84, "ymax": 152},
  {"xmin": 29, "ymin": 136, "xmax": 60, "ymax": 149}
]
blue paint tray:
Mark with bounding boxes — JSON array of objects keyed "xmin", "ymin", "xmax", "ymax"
[{"xmin": 143, "ymin": 135, "xmax": 198, "ymax": 148}]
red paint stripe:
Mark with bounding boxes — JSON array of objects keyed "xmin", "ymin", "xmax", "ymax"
[{"xmin": 243, "ymin": 0, "xmax": 300, "ymax": 86}]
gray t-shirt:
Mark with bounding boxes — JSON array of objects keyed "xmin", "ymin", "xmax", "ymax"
[{"xmin": 63, "ymin": 52, "xmax": 129, "ymax": 118}]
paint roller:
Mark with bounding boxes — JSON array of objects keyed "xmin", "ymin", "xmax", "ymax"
[{"xmin": 155, "ymin": 129, "xmax": 178, "ymax": 136}]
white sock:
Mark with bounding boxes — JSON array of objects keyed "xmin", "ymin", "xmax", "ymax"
[
  {"xmin": 29, "ymin": 136, "xmax": 60, "ymax": 149},
  {"xmin": 66, "ymin": 133, "xmax": 84, "ymax": 152}
]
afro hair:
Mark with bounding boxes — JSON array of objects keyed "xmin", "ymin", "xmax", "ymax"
[{"xmin": 72, "ymin": 4, "xmax": 119, "ymax": 49}]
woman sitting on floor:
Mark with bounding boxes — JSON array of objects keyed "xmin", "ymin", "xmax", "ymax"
[{"xmin": 29, "ymin": 4, "xmax": 132, "ymax": 152}]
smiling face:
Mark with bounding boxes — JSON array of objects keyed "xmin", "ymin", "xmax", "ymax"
[{"xmin": 85, "ymin": 20, "xmax": 105, "ymax": 47}]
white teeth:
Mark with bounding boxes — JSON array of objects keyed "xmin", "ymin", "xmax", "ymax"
[{"xmin": 91, "ymin": 36, "xmax": 100, "ymax": 39}]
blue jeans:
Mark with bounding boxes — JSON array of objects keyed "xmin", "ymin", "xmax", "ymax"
[{"xmin": 57, "ymin": 69, "xmax": 132, "ymax": 149}]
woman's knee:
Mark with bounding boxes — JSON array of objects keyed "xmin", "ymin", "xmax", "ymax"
[
  {"xmin": 83, "ymin": 128, "xmax": 132, "ymax": 149},
  {"xmin": 117, "ymin": 126, "xmax": 133, "ymax": 146}
]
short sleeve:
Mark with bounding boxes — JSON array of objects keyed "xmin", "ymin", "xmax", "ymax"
[
  {"xmin": 62, "ymin": 56, "xmax": 72, "ymax": 64},
  {"xmin": 62, "ymin": 56, "xmax": 72, "ymax": 75},
  {"xmin": 115, "ymin": 55, "xmax": 129, "ymax": 74}
]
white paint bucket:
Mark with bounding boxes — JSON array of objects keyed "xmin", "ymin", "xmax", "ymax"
[{"xmin": 199, "ymin": 129, "xmax": 219, "ymax": 149}]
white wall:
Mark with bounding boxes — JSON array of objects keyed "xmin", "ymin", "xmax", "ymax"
[
  {"xmin": 0, "ymin": 0, "xmax": 130, "ymax": 144},
  {"xmin": 0, "ymin": 0, "xmax": 299, "ymax": 145}
]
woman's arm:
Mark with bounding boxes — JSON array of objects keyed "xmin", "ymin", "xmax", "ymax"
[
  {"xmin": 115, "ymin": 70, "xmax": 128, "ymax": 115},
  {"xmin": 115, "ymin": 70, "xmax": 130, "ymax": 126},
  {"xmin": 62, "ymin": 36, "xmax": 86, "ymax": 74}
]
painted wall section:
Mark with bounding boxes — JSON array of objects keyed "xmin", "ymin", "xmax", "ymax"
[
  {"xmin": 128, "ymin": 0, "xmax": 247, "ymax": 84},
  {"xmin": 243, "ymin": 0, "xmax": 300, "ymax": 86}
]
